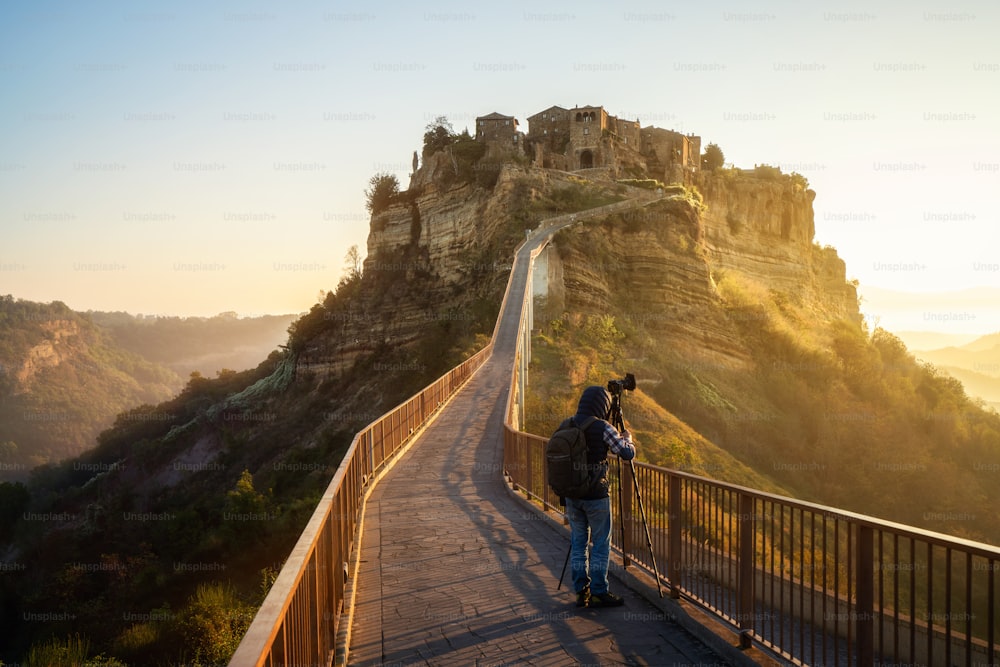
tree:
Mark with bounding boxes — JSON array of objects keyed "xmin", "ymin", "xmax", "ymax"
[
  {"xmin": 422, "ymin": 115, "xmax": 455, "ymax": 159},
  {"xmin": 226, "ymin": 469, "xmax": 267, "ymax": 517},
  {"xmin": 364, "ymin": 172, "xmax": 399, "ymax": 214},
  {"xmin": 343, "ymin": 245, "xmax": 362, "ymax": 282},
  {"xmin": 701, "ymin": 143, "xmax": 725, "ymax": 170}
]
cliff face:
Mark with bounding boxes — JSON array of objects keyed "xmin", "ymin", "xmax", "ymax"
[
  {"xmin": 298, "ymin": 162, "xmax": 620, "ymax": 377},
  {"xmin": 542, "ymin": 195, "xmax": 742, "ymax": 366},
  {"xmin": 539, "ymin": 173, "xmax": 861, "ymax": 372},
  {"xmin": 14, "ymin": 319, "xmax": 81, "ymax": 388},
  {"xmin": 695, "ymin": 172, "xmax": 859, "ymax": 322}
]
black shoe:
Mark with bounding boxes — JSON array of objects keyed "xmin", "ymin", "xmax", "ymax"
[
  {"xmin": 589, "ymin": 591, "xmax": 625, "ymax": 608},
  {"xmin": 575, "ymin": 587, "xmax": 591, "ymax": 608}
]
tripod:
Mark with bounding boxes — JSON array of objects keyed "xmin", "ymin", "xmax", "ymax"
[
  {"xmin": 609, "ymin": 390, "xmax": 663, "ymax": 598},
  {"xmin": 557, "ymin": 388, "xmax": 663, "ymax": 598}
]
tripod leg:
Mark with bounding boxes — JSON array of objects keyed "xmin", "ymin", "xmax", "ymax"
[
  {"xmin": 557, "ymin": 540, "xmax": 571, "ymax": 590},
  {"xmin": 629, "ymin": 459, "xmax": 664, "ymax": 598},
  {"xmin": 617, "ymin": 456, "xmax": 627, "ymax": 568}
]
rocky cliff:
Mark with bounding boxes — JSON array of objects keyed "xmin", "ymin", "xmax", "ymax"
[
  {"xmin": 537, "ymin": 172, "xmax": 860, "ymax": 375},
  {"xmin": 297, "ymin": 159, "xmax": 624, "ymax": 378},
  {"xmin": 695, "ymin": 171, "xmax": 859, "ymax": 323},
  {"xmin": 13, "ymin": 319, "xmax": 81, "ymax": 388}
]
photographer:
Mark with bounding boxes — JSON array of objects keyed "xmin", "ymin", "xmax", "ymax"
[{"xmin": 561, "ymin": 384, "xmax": 635, "ymax": 608}]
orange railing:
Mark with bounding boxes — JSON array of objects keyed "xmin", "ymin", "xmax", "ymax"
[{"xmin": 229, "ymin": 346, "xmax": 490, "ymax": 666}]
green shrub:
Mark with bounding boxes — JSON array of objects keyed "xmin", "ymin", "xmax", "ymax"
[
  {"xmin": 176, "ymin": 582, "xmax": 254, "ymax": 664},
  {"xmin": 364, "ymin": 172, "xmax": 400, "ymax": 214},
  {"xmin": 25, "ymin": 634, "xmax": 125, "ymax": 667}
]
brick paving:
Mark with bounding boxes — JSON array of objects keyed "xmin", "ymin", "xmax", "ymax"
[{"xmin": 348, "ymin": 203, "xmax": 738, "ymax": 666}]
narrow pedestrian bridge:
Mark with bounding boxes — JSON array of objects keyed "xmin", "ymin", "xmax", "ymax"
[{"xmin": 231, "ymin": 198, "xmax": 1000, "ymax": 667}]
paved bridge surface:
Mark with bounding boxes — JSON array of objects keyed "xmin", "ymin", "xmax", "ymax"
[{"xmin": 346, "ymin": 201, "xmax": 747, "ymax": 666}]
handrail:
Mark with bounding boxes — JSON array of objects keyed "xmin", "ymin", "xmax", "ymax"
[
  {"xmin": 229, "ymin": 344, "xmax": 492, "ymax": 666},
  {"xmin": 501, "ymin": 243, "xmax": 1000, "ymax": 666}
]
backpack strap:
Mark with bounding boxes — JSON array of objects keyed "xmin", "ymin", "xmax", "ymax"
[{"xmin": 568, "ymin": 416, "xmax": 599, "ymax": 430}]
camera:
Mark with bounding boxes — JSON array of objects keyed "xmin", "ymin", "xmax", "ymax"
[{"xmin": 607, "ymin": 373, "xmax": 636, "ymax": 396}]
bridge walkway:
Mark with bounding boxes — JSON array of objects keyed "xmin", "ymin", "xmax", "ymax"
[{"xmin": 346, "ymin": 198, "xmax": 746, "ymax": 666}]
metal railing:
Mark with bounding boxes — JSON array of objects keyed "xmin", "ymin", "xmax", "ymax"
[
  {"xmin": 502, "ymin": 267, "xmax": 1000, "ymax": 666},
  {"xmin": 229, "ymin": 345, "xmax": 491, "ymax": 666}
]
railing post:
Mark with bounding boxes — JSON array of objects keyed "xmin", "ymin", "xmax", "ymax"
[
  {"xmin": 541, "ymin": 439, "xmax": 550, "ymax": 510},
  {"xmin": 367, "ymin": 428, "xmax": 374, "ymax": 476},
  {"xmin": 738, "ymin": 492, "xmax": 755, "ymax": 649},
  {"xmin": 856, "ymin": 524, "xmax": 875, "ymax": 667},
  {"xmin": 525, "ymin": 433, "xmax": 533, "ymax": 498},
  {"xmin": 668, "ymin": 473, "xmax": 682, "ymax": 599}
]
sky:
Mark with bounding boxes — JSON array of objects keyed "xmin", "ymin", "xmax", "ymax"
[{"xmin": 1, "ymin": 0, "xmax": 998, "ymax": 336}]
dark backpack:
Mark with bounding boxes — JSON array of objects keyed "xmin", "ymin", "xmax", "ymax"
[{"xmin": 546, "ymin": 416, "xmax": 598, "ymax": 498}]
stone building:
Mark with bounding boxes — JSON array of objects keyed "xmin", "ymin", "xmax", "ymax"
[
  {"xmin": 485, "ymin": 102, "xmax": 701, "ymax": 181},
  {"xmin": 565, "ymin": 105, "xmax": 641, "ymax": 170},
  {"xmin": 642, "ymin": 128, "xmax": 701, "ymax": 181},
  {"xmin": 475, "ymin": 112, "xmax": 521, "ymax": 149},
  {"xmin": 525, "ymin": 105, "xmax": 570, "ymax": 150}
]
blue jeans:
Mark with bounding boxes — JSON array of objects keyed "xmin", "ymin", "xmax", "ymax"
[{"xmin": 565, "ymin": 496, "xmax": 612, "ymax": 595}]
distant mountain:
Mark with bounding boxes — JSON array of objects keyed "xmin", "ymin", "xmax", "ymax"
[
  {"xmin": 89, "ymin": 311, "xmax": 299, "ymax": 378},
  {"xmin": 0, "ymin": 301, "xmax": 297, "ymax": 480},
  {"xmin": 907, "ymin": 330, "xmax": 1000, "ymax": 410},
  {"xmin": 891, "ymin": 330, "xmax": 982, "ymax": 351},
  {"xmin": 0, "ymin": 297, "xmax": 182, "ymax": 477},
  {"xmin": 963, "ymin": 331, "xmax": 1000, "ymax": 353}
]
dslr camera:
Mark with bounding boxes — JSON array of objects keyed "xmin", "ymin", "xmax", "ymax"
[{"xmin": 607, "ymin": 373, "xmax": 636, "ymax": 396}]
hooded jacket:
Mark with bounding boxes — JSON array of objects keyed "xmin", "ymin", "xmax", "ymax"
[{"xmin": 562, "ymin": 385, "xmax": 635, "ymax": 500}]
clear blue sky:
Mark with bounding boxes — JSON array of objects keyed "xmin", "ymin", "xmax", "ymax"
[{"xmin": 1, "ymin": 0, "xmax": 998, "ymax": 334}]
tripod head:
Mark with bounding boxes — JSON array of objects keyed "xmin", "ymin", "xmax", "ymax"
[{"xmin": 606, "ymin": 373, "xmax": 635, "ymax": 431}]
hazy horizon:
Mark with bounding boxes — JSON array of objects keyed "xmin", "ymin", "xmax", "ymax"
[{"xmin": 2, "ymin": 0, "xmax": 998, "ymax": 333}]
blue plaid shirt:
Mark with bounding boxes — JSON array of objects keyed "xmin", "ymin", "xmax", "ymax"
[{"xmin": 599, "ymin": 421, "xmax": 634, "ymax": 460}]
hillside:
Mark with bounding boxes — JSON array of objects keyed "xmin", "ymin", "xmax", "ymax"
[
  {"xmin": 0, "ymin": 297, "xmax": 182, "ymax": 478},
  {"xmin": 910, "ymin": 331, "xmax": 1000, "ymax": 410},
  {"xmin": 528, "ymin": 169, "xmax": 1000, "ymax": 546}
]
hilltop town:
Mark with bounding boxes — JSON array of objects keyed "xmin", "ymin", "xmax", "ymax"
[{"xmin": 474, "ymin": 104, "xmax": 701, "ymax": 183}]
